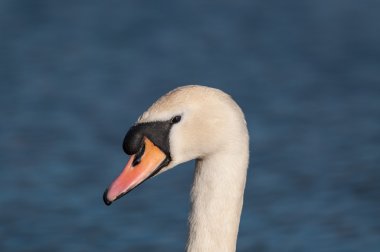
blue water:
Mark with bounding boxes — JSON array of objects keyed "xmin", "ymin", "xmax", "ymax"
[{"xmin": 1, "ymin": 1, "xmax": 379, "ymax": 251}]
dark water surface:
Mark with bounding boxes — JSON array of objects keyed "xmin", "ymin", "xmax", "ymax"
[{"xmin": 1, "ymin": 1, "xmax": 380, "ymax": 251}]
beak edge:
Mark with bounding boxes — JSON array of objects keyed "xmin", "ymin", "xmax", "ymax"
[{"xmin": 103, "ymin": 137, "xmax": 168, "ymax": 206}]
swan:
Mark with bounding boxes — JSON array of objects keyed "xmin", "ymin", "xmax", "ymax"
[{"xmin": 103, "ymin": 85, "xmax": 249, "ymax": 252}]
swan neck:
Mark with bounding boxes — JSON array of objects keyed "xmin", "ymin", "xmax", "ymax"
[{"xmin": 187, "ymin": 150, "xmax": 248, "ymax": 252}]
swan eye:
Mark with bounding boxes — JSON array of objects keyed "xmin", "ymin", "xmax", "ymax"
[{"xmin": 171, "ymin": 115, "xmax": 181, "ymax": 124}]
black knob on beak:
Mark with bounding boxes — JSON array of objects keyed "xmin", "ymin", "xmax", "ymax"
[{"xmin": 123, "ymin": 125, "xmax": 144, "ymax": 155}]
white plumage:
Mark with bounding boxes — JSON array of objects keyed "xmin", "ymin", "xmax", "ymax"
[{"xmin": 138, "ymin": 85, "xmax": 250, "ymax": 251}]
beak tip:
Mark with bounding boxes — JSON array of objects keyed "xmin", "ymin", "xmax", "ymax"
[{"xmin": 103, "ymin": 189, "xmax": 113, "ymax": 206}]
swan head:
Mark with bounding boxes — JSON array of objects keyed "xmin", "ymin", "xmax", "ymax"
[{"xmin": 103, "ymin": 85, "xmax": 248, "ymax": 205}]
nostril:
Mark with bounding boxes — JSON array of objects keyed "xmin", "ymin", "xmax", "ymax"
[{"xmin": 132, "ymin": 143, "xmax": 145, "ymax": 167}]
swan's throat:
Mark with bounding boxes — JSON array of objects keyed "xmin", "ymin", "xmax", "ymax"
[{"xmin": 187, "ymin": 151, "xmax": 248, "ymax": 252}]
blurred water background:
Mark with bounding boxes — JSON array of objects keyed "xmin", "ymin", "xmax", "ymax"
[{"xmin": 1, "ymin": 1, "xmax": 380, "ymax": 251}]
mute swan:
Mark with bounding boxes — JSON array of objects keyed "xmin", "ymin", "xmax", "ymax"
[{"xmin": 103, "ymin": 85, "xmax": 249, "ymax": 252}]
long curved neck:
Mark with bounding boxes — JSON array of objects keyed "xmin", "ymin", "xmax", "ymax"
[{"xmin": 186, "ymin": 145, "xmax": 249, "ymax": 252}]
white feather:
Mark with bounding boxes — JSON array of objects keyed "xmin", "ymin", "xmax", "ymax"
[{"xmin": 138, "ymin": 85, "xmax": 249, "ymax": 252}]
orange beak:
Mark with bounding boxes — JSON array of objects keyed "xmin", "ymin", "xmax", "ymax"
[{"xmin": 103, "ymin": 137, "xmax": 168, "ymax": 205}]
